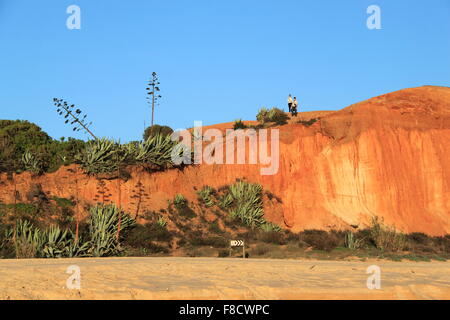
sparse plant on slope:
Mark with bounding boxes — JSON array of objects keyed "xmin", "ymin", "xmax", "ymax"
[
  {"xmin": 88, "ymin": 204, "xmax": 135, "ymax": 257},
  {"xmin": 260, "ymin": 222, "xmax": 282, "ymax": 233},
  {"xmin": 197, "ymin": 186, "xmax": 215, "ymax": 207},
  {"xmin": 171, "ymin": 193, "xmax": 196, "ymax": 219},
  {"xmin": 233, "ymin": 119, "xmax": 247, "ymax": 130},
  {"xmin": 369, "ymin": 217, "xmax": 407, "ymax": 252},
  {"xmin": 156, "ymin": 216, "xmax": 167, "ymax": 228},
  {"xmin": 344, "ymin": 231, "xmax": 364, "ymax": 250},
  {"xmin": 173, "ymin": 194, "xmax": 187, "ymax": 208},
  {"xmin": 297, "ymin": 118, "xmax": 319, "ymax": 127}
]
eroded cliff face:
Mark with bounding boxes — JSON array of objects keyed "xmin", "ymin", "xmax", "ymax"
[{"xmin": 1, "ymin": 86, "xmax": 449, "ymax": 235}]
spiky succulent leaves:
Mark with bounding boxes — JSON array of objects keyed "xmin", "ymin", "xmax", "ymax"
[
  {"xmin": 11, "ymin": 220, "xmax": 46, "ymax": 258},
  {"xmin": 218, "ymin": 193, "xmax": 233, "ymax": 210},
  {"xmin": 64, "ymin": 231, "xmax": 90, "ymax": 258},
  {"xmin": 75, "ymin": 138, "xmax": 127, "ymax": 175},
  {"xmin": 135, "ymin": 133, "xmax": 182, "ymax": 168},
  {"xmin": 227, "ymin": 182, "xmax": 265, "ymax": 228},
  {"xmin": 197, "ymin": 186, "xmax": 215, "ymax": 207},
  {"xmin": 88, "ymin": 204, "xmax": 135, "ymax": 257},
  {"xmin": 21, "ymin": 150, "xmax": 42, "ymax": 174},
  {"xmin": 41, "ymin": 225, "xmax": 70, "ymax": 258}
]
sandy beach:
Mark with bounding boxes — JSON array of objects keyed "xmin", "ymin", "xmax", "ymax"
[{"xmin": 1, "ymin": 257, "xmax": 449, "ymax": 300}]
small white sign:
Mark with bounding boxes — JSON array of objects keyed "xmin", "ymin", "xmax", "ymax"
[{"xmin": 230, "ymin": 240, "xmax": 244, "ymax": 247}]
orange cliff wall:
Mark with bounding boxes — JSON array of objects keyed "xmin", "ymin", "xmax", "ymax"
[{"xmin": 0, "ymin": 86, "xmax": 449, "ymax": 235}]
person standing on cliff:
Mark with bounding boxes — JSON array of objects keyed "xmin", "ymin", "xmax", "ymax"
[
  {"xmin": 287, "ymin": 94, "xmax": 293, "ymax": 113},
  {"xmin": 292, "ymin": 97, "xmax": 298, "ymax": 116}
]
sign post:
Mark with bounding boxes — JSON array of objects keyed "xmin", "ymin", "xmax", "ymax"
[{"xmin": 230, "ymin": 240, "xmax": 245, "ymax": 258}]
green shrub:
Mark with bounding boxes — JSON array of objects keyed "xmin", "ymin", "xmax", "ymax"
[
  {"xmin": 52, "ymin": 196, "xmax": 75, "ymax": 208},
  {"xmin": 189, "ymin": 236, "xmax": 228, "ymax": 248},
  {"xmin": 258, "ymin": 230, "xmax": 286, "ymax": 245},
  {"xmin": 297, "ymin": 118, "xmax": 319, "ymax": 127},
  {"xmin": 124, "ymin": 222, "xmax": 173, "ymax": 249},
  {"xmin": 251, "ymin": 243, "xmax": 272, "ymax": 256},
  {"xmin": 143, "ymin": 124, "xmax": 174, "ymax": 141},
  {"xmin": 218, "ymin": 249, "xmax": 229, "ymax": 257},
  {"xmin": 0, "ymin": 120, "xmax": 52, "ymax": 173},
  {"xmin": 0, "ymin": 120, "xmax": 86, "ymax": 174},
  {"xmin": 233, "ymin": 119, "xmax": 247, "ymax": 130},
  {"xmin": 407, "ymin": 232, "xmax": 432, "ymax": 245},
  {"xmin": 208, "ymin": 221, "xmax": 224, "ymax": 234},
  {"xmin": 298, "ymin": 230, "xmax": 342, "ymax": 252},
  {"xmin": 256, "ymin": 107, "xmax": 289, "ymax": 125}
]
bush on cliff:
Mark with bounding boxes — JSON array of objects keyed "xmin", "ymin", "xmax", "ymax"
[
  {"xmin": 143, "ymin": 124, "xmax": 173, "ymax": 141},
  {"xmin": 0, "ymin": 120, "xmax": 86, "ymax": 174},
  {"xmin": 256, "ymin": 107, "xmax": 289, "ymax": 126}
]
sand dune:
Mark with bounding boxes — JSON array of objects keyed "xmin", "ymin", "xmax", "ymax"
[{"xmin": 1, "ymin": 257, "xmax": 449, "ymax": 300}]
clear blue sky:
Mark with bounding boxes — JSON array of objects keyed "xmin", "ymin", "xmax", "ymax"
[{"xmin": 0, "ymin": 0, "xmax": 449, "ymax": 142}]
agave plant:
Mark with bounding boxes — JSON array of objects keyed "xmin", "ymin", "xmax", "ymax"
[
  {"xmin": 156, "ymin": 216, "xmax": 167, "ymax": 228},
  {"xmin": 10, "ymin": 220, "xmax": 46, "ymax": 258},
  {"xmin": 41, "ymin": 225, "xmax": 70, "ymax": 258},
  {"xmin": 63, "ymin": 233, "xmax": 90, "ymax": 258},
  {"xmin": 75, "ymin": 138, "xmax": 126, "ymax": 175},
  {"xmin": 227, "ymin": 181, "xmax": 265, "ymax": 228},
  {"xmin": 218, "ymin": 193, "xmax": 233, "ymax": 210},
  {"xmin": 133, "ymin": 134, "xmax": 180, "ymax": 168},
  {"xmin": 88, "ymin": 204, "xmax": 135, "ymax": 257},
  {"xmin": 21, "ymin": 151, "xmax": 42, "ymax": 174},
  {"xmin": 197, "ymin": 186, "xmax": 215, "ymax": 207},
  {"xmin": 229, "ymin": 202, "xmax": 265, "ymax": 228},
  {"xmin": 173, "ymin": 194, "xmax": 187, "ymax": 208}
]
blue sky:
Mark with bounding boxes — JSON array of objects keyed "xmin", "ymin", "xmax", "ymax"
[{"xmin": 0, "ymin": 0, "xmax": 449, "ymax": 142}]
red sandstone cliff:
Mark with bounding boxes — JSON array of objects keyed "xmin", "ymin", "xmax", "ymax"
[{"xmin": 1, "ymin": 86, "xmax": 449, "ymax": 235}]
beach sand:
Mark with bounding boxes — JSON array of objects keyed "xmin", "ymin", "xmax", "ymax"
[{"xmin": 1, "ymin": 257, "xmax": 449, "ymax": 300}]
